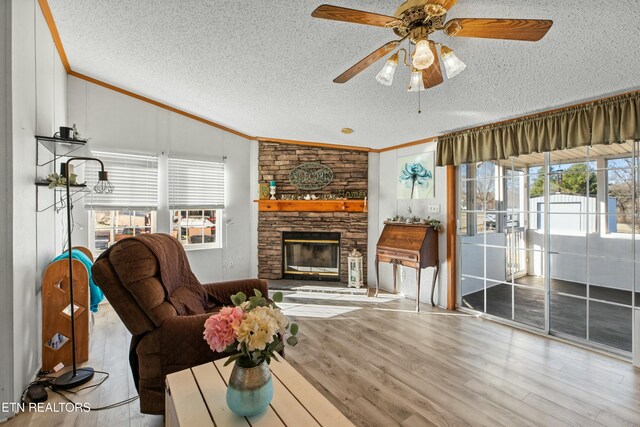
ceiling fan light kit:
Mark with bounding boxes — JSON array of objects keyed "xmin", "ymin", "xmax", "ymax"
[{"xmin": 312, "ymin": 1, "xmax": 553, "ymax": 92}]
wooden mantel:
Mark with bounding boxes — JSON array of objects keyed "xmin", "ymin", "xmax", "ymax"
[{"xmin": 254, "ymin": 199, "xmax": 366, "ymax": 212}]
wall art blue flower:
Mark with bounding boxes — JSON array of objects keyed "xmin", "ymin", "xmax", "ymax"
[{"xmin": 397, "ymin": 152, "xmax": 435, "ymax": 199}]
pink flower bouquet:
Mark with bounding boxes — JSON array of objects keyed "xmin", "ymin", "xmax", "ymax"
[{"xmin": 203, "ymin": 290, "xmax": 299, "ymax": 367}]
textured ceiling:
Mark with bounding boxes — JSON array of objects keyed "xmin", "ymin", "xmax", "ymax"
[{"xmin": 49, "ymin": 0, "xmax": 640, "ymax": 149}]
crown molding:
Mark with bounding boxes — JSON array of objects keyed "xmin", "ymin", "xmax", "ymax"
[
  {"xmin": 372, "ymin": 136, "xmax": 438, "ymax": 153},
  {"xmin": 38, "ymin": 0, "xmax": 70, "ymax": 73},
  {"xmin": 256, "ymin": 136, "xmax": 371, "ymax": 152}
]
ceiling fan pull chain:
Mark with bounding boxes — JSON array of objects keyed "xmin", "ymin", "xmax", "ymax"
[{"xmin": 410, "ymin": 41, "xmax": 421, "ymax": 115}]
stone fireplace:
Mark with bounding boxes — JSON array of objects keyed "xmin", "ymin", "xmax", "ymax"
[{"xmin": 257, "ymin": 142, "xmax": 368, "ymax": 283}]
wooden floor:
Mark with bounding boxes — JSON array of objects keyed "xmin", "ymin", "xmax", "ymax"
[
  {"xmin": 4, "ymin": 307, "xmax": 164, "ymax": 427},
  {"xmin": 6, "ymin": 290, "xmax": 640, "ymax": 426}
]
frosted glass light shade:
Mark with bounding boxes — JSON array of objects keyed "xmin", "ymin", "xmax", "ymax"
[
  {"xmin": 375, "ymin": 59, "xmax": 398, "ymax": 86},
  {"xmin": 407, "ymin": 69, "xmax": 425, "ymax": 92},
  {"xmin": 412, "ymin": 39, "xmax": 434, "ymax": 70},
  {"xmin": 442, "ymin": 51, "xmax": 467, "ymax": 79}
]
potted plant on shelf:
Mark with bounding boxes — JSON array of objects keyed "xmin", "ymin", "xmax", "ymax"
[
  {"xmin": 203, "ymin": 289, "xmax": 299, "ymax": 417},
  {"xmin": 45, "ymin": 172, "xmax": 78, "ymax": 188}
]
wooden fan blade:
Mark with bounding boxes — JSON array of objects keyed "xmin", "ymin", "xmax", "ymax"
[
  {"xmin": 422, "ymin": 44, "xmax": 443, "ymax": 88},
  {"xmin": 426, "ymin": 0, "xmax": 459, "ymax": 11},
  {"xmin": 334, "ymin": 41, "xmax": 400, "ymax": 84},
  {"xmin": 445, "ymin": 18, "xmax": 553, "ymax": 41},
  {"xmin": 312, "ymin": 4, "xmax": 399, "ymax": 28}
]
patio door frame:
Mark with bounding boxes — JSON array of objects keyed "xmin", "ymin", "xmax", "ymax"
[{"xmin": 456, "ymin": 148, "xmax": 637, "ymax": 359}]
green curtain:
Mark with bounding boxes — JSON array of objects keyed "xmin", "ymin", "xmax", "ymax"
[{"xmin": 436, "ymin": 92, "xmax": 640, "ymax": 166}]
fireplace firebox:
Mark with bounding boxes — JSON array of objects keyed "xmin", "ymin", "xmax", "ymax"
[{"xmin": 282, "ymin": 232, "xmax": 340, "ymax": 281}]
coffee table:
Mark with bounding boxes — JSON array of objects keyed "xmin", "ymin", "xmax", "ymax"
[{"xmin": 165, "ymin": 356, "xmax": 354, "ymax": 426}]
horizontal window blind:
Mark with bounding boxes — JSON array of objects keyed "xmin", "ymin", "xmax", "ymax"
[
  {"xmin": 169, "ymin": 158, "xmax": 225, "ymax": 209},
  {"xmin": 85, "ymin": 151, "xmax": 158, "ymax": 210}
]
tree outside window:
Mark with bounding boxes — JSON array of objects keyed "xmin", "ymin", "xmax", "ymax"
[{"xmin": 530, "ymin": 163, "xmax": 597, "ymax": 198}]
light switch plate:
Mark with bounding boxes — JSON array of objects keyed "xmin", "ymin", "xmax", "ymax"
[{"xmin": 428, "ymin": 204, "xmax": 441, "ymax": 214}]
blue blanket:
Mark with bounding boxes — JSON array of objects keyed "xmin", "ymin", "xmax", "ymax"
[{"xmin": 53, "ymin": 250, "xmax": 104, "ymax": 313}]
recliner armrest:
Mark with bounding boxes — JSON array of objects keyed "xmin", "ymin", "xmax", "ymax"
[
  {"xmin": 203, "ymin": 279, "xmax": 269, "ymax": 305},
  {"xmin": 158, "ymin": 312, "xmax": 221, "ymax": 368}
]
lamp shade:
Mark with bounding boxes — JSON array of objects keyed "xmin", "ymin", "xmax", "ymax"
[
  {"xmin": 412, "ymin": 39, "xmax": 434, "ymax": 70},
  {"xmin": 441, "ymin": 46, "xmax": 467, "ymax": 79},
  {"xmin": 376, "ymin": 56, "xmax": 398, "ymax": 86},
  {"xmin": 408, "ymin": 69, "xmax": 425, "ymax": 92}
]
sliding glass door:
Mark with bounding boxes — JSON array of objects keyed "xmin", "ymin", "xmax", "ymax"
[
  {"xmin": 459, "ymin": 159, "xmax": 545, "ymax": 329},
  {"xmin": 458, "ymin": 142, "xmax": 638, "ymax": 355}
]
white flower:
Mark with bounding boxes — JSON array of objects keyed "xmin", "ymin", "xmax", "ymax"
[
  {"xmin": 271, "ymin": 307, "xmax": 289, "ymax": 334},
  {"xmin": 233, "ymin": 306, "xmax": 279, "ymax": 351}
]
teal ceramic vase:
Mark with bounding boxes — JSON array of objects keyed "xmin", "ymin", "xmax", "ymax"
[{"xmin": 226, "ymin": 359, "xmax": 273, "ymax": 417}]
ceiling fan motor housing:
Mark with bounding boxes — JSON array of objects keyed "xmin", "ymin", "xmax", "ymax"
[{"xmin": 393, "ymin": 0, "xmax": 448, "ymax": 39}]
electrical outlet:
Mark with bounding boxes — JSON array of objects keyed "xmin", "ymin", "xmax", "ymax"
[
  {"xmin": 428, "ymin": 204, "xmax": 441, "ymax": 214},
  {"xmin": 400, "ymin": 267, "xmax": 406, "ymax": 281}
]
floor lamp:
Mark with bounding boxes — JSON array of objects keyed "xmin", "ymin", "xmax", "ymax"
[{"xmin": 53, "ymin": 156, "xmax": 114, "ymax": 389}]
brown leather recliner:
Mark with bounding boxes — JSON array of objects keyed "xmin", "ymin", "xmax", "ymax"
[{"xmin": 91, "ymin": 233, "xmax": 268, "ymax": 415}]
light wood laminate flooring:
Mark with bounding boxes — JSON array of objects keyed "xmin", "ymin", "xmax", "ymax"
[{"xmin": 6, "ymin": 289, "xmax": 640, "ymax": 426}]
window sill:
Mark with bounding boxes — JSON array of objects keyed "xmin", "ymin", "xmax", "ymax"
[{"xmin": 182, "ymin": 243, "xmax": 223, "ymax": 251}]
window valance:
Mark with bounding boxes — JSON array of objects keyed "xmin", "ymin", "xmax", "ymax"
[{"xmin": 436, "ymin": 91, "xmax": 640, "ymax": 166}]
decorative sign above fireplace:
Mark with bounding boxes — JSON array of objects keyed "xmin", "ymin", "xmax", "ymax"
[{"xmin": 289, "ymin": 162, "xmax": 333, "ymax": 190}]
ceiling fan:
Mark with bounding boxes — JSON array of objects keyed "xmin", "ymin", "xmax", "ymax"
[{"xmin": 311, "ymin": 0, "xmax": 553, "ymax": 90}]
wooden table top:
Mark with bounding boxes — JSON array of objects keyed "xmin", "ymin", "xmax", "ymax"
[{"xmin": 165, "ymin": 356, "xmax": 355, "ymax": 427}]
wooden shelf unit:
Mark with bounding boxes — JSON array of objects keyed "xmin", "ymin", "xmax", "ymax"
[{"xmin": 254, "ymin": 199, "xmax": 366, "ymax": 212}]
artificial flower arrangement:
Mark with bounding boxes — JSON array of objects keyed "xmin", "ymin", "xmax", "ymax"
[
  {"xmin": 203, "ymin": 289, "xmax": 299, "ymax": 367},
  {"xmin": 385, "ymin": 215, "xmax": 442, "ymax": 231}
]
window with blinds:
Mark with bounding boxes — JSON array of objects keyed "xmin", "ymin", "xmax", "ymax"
[
  {"xmin": 168, "ymin": 158, "xmax": 225, "ymax": 209},
  {"xmin": 85, "ymin": 151, "xmax": 159, "ymax": 210}
]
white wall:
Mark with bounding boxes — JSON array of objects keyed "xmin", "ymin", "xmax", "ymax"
[
  {"xmin": 249, "ymin": 140, "xmax": 259, "ymax": 278},
  {"xmin": 67, "ymin": 76, "xmax": 256, "ymax": 283},
  {"xmin": 0, "ymin": 0, "xmax": 13, "ymax": 417},
  {"xmin": 367, "ymin": 152, "xmax": 380, "ymax": 289},
  {"xmin": 2, "ymin": 0, "xmax": 68, "ymax": 419},
  {"xmin": 368, "ymin": 142, "xmax": 449, "ymax": 307}
]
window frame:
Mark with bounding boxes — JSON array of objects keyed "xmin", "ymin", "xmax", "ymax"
[
  {"xmin": 604, "ymin": 154, "xmax": 637, "ymax": 236},
  {"xmin": 89, "ymin": 209, "xmax": 157, "ymax": 254},
  {"xmin": 170, "ymin": 208, "xmax": 223, "ymax": 250}
]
